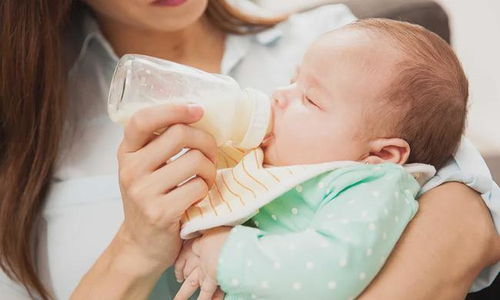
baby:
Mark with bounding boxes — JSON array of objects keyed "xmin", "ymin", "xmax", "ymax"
[{"xmin": 173, "ymin": 18, "xmax": 467, "ymax": 300}]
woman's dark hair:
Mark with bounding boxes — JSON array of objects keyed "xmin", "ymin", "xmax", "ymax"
[{"xmin": 0, "ymin": 0, "xmax": 283, "ymax": 298}]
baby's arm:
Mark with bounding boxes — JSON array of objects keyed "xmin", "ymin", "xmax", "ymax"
[{"xmin": 217, "ymin": 164, "xmax": 420, "ymax": 300}]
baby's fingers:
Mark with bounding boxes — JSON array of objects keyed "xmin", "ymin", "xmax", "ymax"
[
  {"xmin": 174, "ymin": 270, "xmax": 200, "ymax": 300},
  {"xmin": 174, "ymin": 256, "xmax": 186, "ymax": 283},
  {"xmin": 197, "ymin": 277, "xmax": 218, "ymax": 300},
  {"xmin": 212, "ymin": 288, "xmax": 224, "ymax": 300}
]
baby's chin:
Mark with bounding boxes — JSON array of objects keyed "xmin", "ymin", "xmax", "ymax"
[{"xmin": 261, "ymin": 142, "xmax": 278, "ymax": 166}]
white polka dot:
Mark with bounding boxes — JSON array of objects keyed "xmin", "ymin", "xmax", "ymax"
[
  {"xmin": 231, "ymin": 278, "xmax": 240, "ymax": 286},
  {"xmin": 254, "ymin": 221, "xmax": 260, "ymax": 227},
  {"xmin": 339, "ymin": 258, "xmax": 347, "ymax": 267},
  {"xmin": 288, "ymin": 243, "xmax": 296, "ymax": 250},
  {"xmin": 320, "ymin": 240, "xmax": 329, "ymax": 248},
  {"xmin": 318, "ymin": 182, "xmax": 325, "ymax": 189},
  {"xmin": 404, "ymin": 189, "xmax": 412, "ymax": 195},
  {"xmin": 260, "ymin": 281, "xmax": 269, "ymax": 289},
  {"xmin": 271, "ymin": 214, "xmax": 277, "ymax": 221},
  {"xmin": 246, "ymin": 260, "xmax": 253, "ymax": 267},
  {"xmin": 366, "ymin": 248, "xmax": 373, "ymax": 256},
  {"xmin": 273, "ymin": 262, "xmax": 281, "ymax": 270},
  {"xmin": 359, "ymin": 272, "xmax": 366, "ymax": 280},
  {"xmin": 395, "ymin": 216, "xmax": 400, "ymax": 223},
  {"xmin": 368, "ymin": 223, "xmax": 376, "ymax": 231},
  {"xmin": 372, "ymin": 191, "xmax": 380, "ymax": 198},
  {"xmin": 251, "ymin": 294, "xmax": 258, "ymax": 299},
  {"xmin": 327, "ymin": 281, "xmax": 337, "ymax": 290},
  {"xmin": 384, "ymin": 208, "xmax": 389, "ymax": 215},
  {"xmin": 327, "ymin": 214, "xmax": 334, "ymax": 219},
  {"xmin": 340, "ymin": 218, "xmax": 350, "ymax": 224},
  {"xmin": 361, "ymin": 211, "xmax": 368, "ymax": 218},
  {"xmin": 219, "ymin": 258, "xmax": 224, "ymax": 264},
  {"xmin": 382, "ymin": 232, "xmax": 387, "ymax": 240},
  {"xmin": 394, "ymin": 191, "xmax": 400, "ymax": 199},
  {"xmin": 306, "ymin": 261, "xmax": 315, "ymax": 269},
  {"xmin": 295, "ymin": 185, "xmax": 303, "ymax": 193},
  {"xmin": 348, "ymin": 200, "xmax": 355, "ymax": 205},
  {"xmin": 237, "ymin": 242, "xmax": 244, "ymax": 249},
  {"xmin": 291, "ymin": 208, "xmax": 299, "ymax": 215},
  {"xmin": 405, "ymin": 198, "xmax": 411, "ymax": 204},
  {"xmin": 292, "ymin": 282, "xmax": 302, "ymax": 290}
]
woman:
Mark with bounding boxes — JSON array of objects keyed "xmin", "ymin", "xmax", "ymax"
[{"xmin": 0, "ymin": 0, "xmax": 498, "ymax": 299}]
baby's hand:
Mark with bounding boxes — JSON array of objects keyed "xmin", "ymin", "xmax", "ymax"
[
  {"xmin": 174, "ymin": 227, "xmax": 231, "ymax": 300},
  {"xmin": 174, "ymin": 239, "xmax": 200, "ymax": 284},
  {"xmin": 174, "ymin": 238, "xmax": 217, "ymax": 300}
]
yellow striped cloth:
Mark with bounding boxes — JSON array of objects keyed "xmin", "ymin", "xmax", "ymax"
[{"xmin": 180, "ymin": 147, "xmax": 435, "ymax": 239}]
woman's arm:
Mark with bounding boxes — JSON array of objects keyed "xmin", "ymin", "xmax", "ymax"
[
  {"xmin": 70, "ymin": 226, "xmax": 166, "ymax": 300},
  {"xmin": 358, "ymin": 182, "xmax": 500, "ymax": 299},
  {"xmin": 71, "ymin": 104, "xmax": 217, "ymax": 300}
]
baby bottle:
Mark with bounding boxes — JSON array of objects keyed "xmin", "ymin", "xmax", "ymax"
[{"xmin": 108, "ymin": 54, "xmax": 271, "ymax": 149}]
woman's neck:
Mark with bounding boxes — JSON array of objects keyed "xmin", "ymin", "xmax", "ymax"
[{"xmin": 96, "ymin": 14, "xmax": 226, "ymax": 73}]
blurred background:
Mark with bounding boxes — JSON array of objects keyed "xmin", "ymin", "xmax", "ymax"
[
  {"xmin": 244, "ymin": 0, "xmax": 500, "ymax": 298},
  {"xmin": 247, "ymin": 0, "xmax": 500, "ymax": 183},
  {"xmin": 438, "ymin": 0, "xmax": 500, "ymax": 184}
]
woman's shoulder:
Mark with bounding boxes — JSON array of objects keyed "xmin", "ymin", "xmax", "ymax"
[
  {"xmin": 226, "ymin": 4, "xmax": 356, "ymax": 93},
  {"xmin": 251, "ymin": 3, "xmax": 356, "ymax": 52},
  {"xmin": 422, "ymin": 137, "xmax": 495, "ymax": 194},
  {"xmin": 283, "ymin": 3, "xmax": 357, "ymax": 36}
]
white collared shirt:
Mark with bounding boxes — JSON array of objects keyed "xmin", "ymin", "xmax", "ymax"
[{"xmin": 0, "ymin": 4, "xmax": 498, "ymax": 299}]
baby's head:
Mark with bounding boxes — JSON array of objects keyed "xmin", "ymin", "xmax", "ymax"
[{"xmin": 263, "ymin": 19, "xmax": 468, "ymax": 169}]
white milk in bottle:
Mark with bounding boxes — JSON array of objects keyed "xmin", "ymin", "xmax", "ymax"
[{"xmin": 108, "ymin": 54, "xmax": 271, "ymax": 149}]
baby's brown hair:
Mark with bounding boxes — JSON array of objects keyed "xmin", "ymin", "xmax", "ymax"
[{"xmin": 349, "ymin": 19, "xmax": 468, "ymax": 169}]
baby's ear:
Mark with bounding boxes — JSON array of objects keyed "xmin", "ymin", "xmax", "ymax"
[{"xmin": 363, "ymin": 138, "xmax": 410, "ymax": 165}]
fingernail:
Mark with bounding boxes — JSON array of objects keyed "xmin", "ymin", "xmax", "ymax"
[
  {"xmin": 177, "ymin": 278, "xmax": 184, "ymax": 283},
  {"xmin": 187, "ymin": 104, "xmax": 203, "ymax": 116}
]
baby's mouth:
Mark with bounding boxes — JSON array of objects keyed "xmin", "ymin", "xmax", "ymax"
[{"xmin": 261, "ymin": 133, "xmax": 274, "ymax": 148}]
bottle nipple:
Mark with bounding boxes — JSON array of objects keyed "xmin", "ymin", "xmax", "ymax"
[{"xmin": 234, "ymin": 88, "xmax": 272, "ymax": 149}]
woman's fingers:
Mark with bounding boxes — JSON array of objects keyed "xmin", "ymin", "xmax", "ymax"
[
  {"xmin": 139, "ymin": 123, "xmax": 217, "ymax": 171},
  {"xmin": 148, "ymin": 149, "xmax": 217, "ymax": 194},
  {"xmin": 120, "ymin": 104, "xmax": 203, "ymax": 154},
  {"xmin": 159, "ymin": 177, "xmax": 210, "ymax": 220},
  {"xmin": 174, "ymin": 269, "xmax": 200, "ymax": 300}
]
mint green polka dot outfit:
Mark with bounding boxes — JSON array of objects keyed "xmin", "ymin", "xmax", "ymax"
[{"xmin": 217, "ymin": 163, "xmax": 420, "ymax": 300}]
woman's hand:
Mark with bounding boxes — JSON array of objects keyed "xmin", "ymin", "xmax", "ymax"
[
  {"xmin": 116, "ymin": 103, "xmax": 217, "ymax": 273},
  {"xmin": 358, "ymin": 182, "xmax": 500, "ymax": 299},
  {"xmin": 71, "ymin": 104, "xmax": 217, "ymax": 300}
]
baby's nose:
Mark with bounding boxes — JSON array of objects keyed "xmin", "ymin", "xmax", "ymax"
[{"xmin": 272, "ymin": 88, "xmax": 289, "ymax": 110}]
